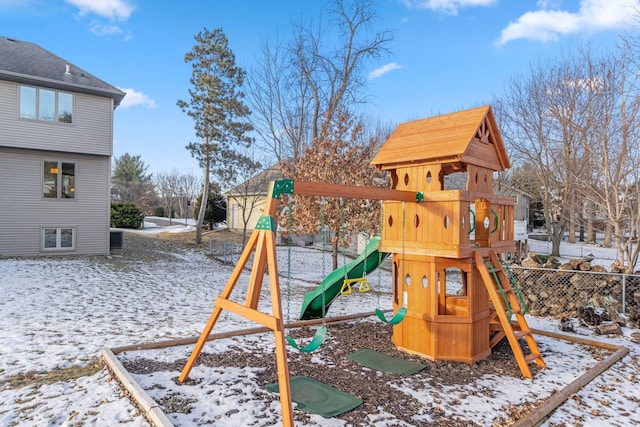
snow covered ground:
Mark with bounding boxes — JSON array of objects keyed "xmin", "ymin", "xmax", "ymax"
[{"xmin": 0, "ymin": 223, "xmax": 639, "ymax": 426}]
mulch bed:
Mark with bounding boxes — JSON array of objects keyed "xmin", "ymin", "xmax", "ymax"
[{"xmin": 123, "ymin": 320, "xmax": 538, "ymax": 426}]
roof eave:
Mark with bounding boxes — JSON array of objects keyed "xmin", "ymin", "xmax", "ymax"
[{"xmin": 0, "ymin": 69, "xmax": 126, "ymax": 107}]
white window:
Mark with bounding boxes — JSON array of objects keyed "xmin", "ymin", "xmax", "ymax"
[
  {"xmin": 19, "ymin": 85, "xmax": 73, "ymax": 124},
  {"xmin": 43, "ymin": 160, "xmax": 75, "ymax": 199},
  {"xmin": 42, "ymin": 227, "xmax": 75, "ymax": 250}
]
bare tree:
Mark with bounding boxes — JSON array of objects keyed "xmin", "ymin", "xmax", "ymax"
[
  {"xmin": 176, "ymin": 172, "xmax": 201, "ymax": 221},
  {"xmin": 247, "ymin": 0, "xmax": 392, "ymax": 162},
  {"xmin": 282, "ymin": 108, "xmax": 387, "ymax": 269},
  {"xmin": 495, "ymin": 48, "xmax": 591, "ymax": 256},
  {"xmin": 154, "ymin": 170, "xmax": 181, "ymax": 225},
  {"xmin": 574, "ymin": 42, "xmax": 640, "ymax": 272}
]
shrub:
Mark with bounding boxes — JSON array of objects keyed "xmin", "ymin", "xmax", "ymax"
[
  {"xmin": 153, "ymin": 206, "xmax": 165, "ymax": 217},
  {"xmin": 111, "ymin": 202, "xmax": 145, "ymax": 229},
  {"xmin": 194, "ymin": 192, "xmax": 226, "ymax": 229}
]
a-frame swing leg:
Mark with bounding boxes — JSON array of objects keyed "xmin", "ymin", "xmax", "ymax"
[
  {"xmin": 264, "ymin": 229, "xmax": 294, "ymax": 427},
  {"xmin": 178, "ymin": 228, "xmax": 262, "ymax": 382},
  {"xmin": 178, "ymin": 184, "xmax": 294, "ymax": 427}
]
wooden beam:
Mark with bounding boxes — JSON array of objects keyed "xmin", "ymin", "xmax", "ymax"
[
  {"xmin": 513, "ymin": 345, "xmax": 629, "ymax": 427},
  {"xmin": 292, "ymin": 180, "xmax": 418, "ymax": 202},
  {"xmin": 110, "ymin": 310, "xmax": 391, "ymax": 355},
  {"xmin": 214, "ymin": 297, "xmax": 278, "ymax": 330}
]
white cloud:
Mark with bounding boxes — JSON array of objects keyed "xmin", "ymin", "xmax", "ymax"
[
  {"xmin": 117, "ymin": 88, "xmax": 158, "ymax": 109},
  {"xmin": 497, "ymin": 0, "xmax": 640, "ymax": 46},
  {"xmin": 89, "ymin": 21, "xmax": 132, "ymax": 40},
  {"xmin": 368, "ymin": 63, "xmax": 406, "ymax": 80},
  {"xmin": 402, "ymin": 0, "xmax": 497, "ymax": 15},
  {"xmin": 90, "ymin": 22, "xmax": 123, "ymax": 36},
  {"xmin": 65, "ymin": 0, "xmax": 134, "ymax": 21}
]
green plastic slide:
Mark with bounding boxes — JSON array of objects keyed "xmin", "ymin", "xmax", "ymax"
[{"xmin": 299, "ymin": 235, "xmax": 389, "ymax": 320}]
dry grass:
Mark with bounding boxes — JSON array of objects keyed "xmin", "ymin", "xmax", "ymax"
[{"xmin": 0, "ymin": 359, "xmax": 103, "ymax": 390}]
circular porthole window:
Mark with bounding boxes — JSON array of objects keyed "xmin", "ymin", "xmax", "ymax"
[{"xmin": 422, "ymin": 275, "xmax": 428, "ymax": 289}]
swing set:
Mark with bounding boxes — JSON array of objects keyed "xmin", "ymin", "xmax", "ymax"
[
  {"xmin": 178, "ymin": 179, "xmax": 419, "ymax": 427},
  {"xmin": 178, "ymin": 105, "xmax": 546, "ymax": 426}
]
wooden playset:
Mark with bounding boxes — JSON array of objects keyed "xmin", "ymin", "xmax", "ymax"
[{"xmin": 178, "ymin": 105, "xmax": 545, "ymax": 426}]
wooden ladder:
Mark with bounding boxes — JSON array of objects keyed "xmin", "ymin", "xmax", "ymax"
[{"xmin": 475, "ymin": 250, "xmax": 546, "ymax": 378}]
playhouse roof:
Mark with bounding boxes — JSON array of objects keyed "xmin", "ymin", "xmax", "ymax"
[{"xmin": 371, "ymin": 105, "xmax": 510, "ymax": 171}]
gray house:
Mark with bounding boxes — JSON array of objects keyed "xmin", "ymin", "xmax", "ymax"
[{"xmin": 0, "ymin": 36, "xmax": 125, "ymax": 256}]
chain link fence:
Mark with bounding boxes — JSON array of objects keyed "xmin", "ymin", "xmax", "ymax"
[
  {"xmin": 509, "ymin": 266, "xmax": 640, "ymax": 316},
  {"xmin": 206, "ymin": 233, "xmax": 640, "ymax": 317},
  {"xmin": 209, "ymin": 239, "xmax": 244, "ymax": 265}
]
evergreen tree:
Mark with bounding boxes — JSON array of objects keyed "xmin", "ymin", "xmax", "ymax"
[
  {"xmin": 111, "ymin": 153, "xmax": 155, "ymax": 214},
  {"xmin": 177, "ymin": 28, "xmax": 253, "ymax": 244}
]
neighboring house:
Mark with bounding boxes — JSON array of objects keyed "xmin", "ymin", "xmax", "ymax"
[
  {"xmin": 225, "ymin": 164, "xmax": 284, "ymax": 232},
  {"xmin": 0, "ymin": 36, "xmax": 125, "ymax": 256},
  {"xmin": 494, "ymin": 183, "xmax": 532, "ymax": 224}
]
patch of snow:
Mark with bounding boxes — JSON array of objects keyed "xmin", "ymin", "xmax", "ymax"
[{"xmin": 1, "ymin": 227, "xmax": 639, "ymax": 426}]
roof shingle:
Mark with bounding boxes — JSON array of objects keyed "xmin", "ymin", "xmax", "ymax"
[{"xmin": 0, "ymin": 36, "xmax": 125, "ymax": 106}]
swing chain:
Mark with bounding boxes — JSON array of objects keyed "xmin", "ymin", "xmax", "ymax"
[
  {"xmin": 286, "ymin": 200, "xmax": 293, "ymax": 327},
  {"xmin": 402, "ymin": 201, "xmax": 406, "ymax": 307},
  {"xmin": 376, "ymin": 200, "xmax": 383, "ymax": 307},
  {"xmin": 320, "ymin": 199, "xmax": 327, "ymax": 325}
]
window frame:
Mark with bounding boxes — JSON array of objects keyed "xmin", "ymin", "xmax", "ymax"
[
  {"xmin": 42, "ymin": 227, "xmax": 76, "ymax": 251},
  {"xmin": 43, "ymin": 160, "xmax": 76, "ymax": 199},
  {"xmin": 19, "ymin": 85, "xmax": 74, "ymax": 124}
]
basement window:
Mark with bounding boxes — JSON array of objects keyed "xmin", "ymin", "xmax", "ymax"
[{"xmin": 42, "ymin": 227, "xmax": 75, "ymax": 250}]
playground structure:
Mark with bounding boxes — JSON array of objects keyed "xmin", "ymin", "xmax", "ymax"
[{"xmin": 178, "ymin": 105, "xmax": 546, "ymax": 426}]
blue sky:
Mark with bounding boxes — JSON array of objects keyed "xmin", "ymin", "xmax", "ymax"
[{"xmin": 1, "ymin": 0, "xmax": 637, "ymax": 177}]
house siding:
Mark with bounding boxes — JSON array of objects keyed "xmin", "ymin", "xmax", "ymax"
[
  {"xmin": 226, "ymin": 196, "xmax": 267, "ymax": 232},
  {"xmin": 0, "ymin": 80, "xmax": 113, "ymax": 156},
  {"xmin": 0, "ymin": 147, "xmax": 110, "ymax": 256}
]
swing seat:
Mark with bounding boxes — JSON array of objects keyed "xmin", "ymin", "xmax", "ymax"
[
  {"xmin": 375, "ymin": 307, "xmax": 407, "ymax": 325},
  {"xmin": 286, "ymin": 325, "xmax": 328, "ymax": 353}
]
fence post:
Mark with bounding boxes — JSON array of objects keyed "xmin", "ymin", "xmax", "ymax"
[{"xmin": 622, "ymin": 274, "xmax": 627, "ymax": 314}]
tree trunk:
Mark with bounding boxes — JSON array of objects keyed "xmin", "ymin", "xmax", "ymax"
[
  {"xmin": 578, "ymin": 205, "xmax": 585, "ymax": 241},
  {"xmin": 332, "ymin": 236, "xmax": 339, "ymax": 271},
  {"xmin": 568, "ymin": 209, "xmax": 576, "ymax": 244},
  {"xmin": 195, "ymin": 153, "xmax": 211, "ymax": 245},
  {"xmin": 586, "ymin": 200, "xmax": 595, "ymax": 244},
  {"xmin": 242, "ymin": 223, "xmax": 248, "ymax": 246},
  {"xmin": 550, "ymin": 233, "xmax": 562, "ymax": 256},
  {"xmin": 549, "ymin": 219, "xmax": 566, "ymax": 257},
  {"xmin": 604, "ymin": 223, "xmax": 612, "ymax": 248}
]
